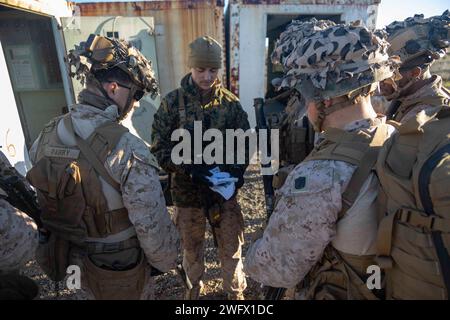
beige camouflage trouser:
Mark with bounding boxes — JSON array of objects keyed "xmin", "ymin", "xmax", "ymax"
[{"xmin": 175, "ymin": 198, "xmax": 247, "ymax": 297}]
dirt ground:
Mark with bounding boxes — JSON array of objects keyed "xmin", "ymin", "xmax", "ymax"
[{"xmin": 21, "ymin": 165, "xmax": 271, "ymax": 300}]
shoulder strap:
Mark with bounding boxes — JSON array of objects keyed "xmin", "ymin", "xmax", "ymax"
[
  {"xmin": 178, "ymin": 88, "xmax": 187, "ymax": 127},
  {"xmin": 93, "ymin": 121, "xmax": 129, "ymax": 147},
  {"xmin": 418, "ymin": 143, "xmax": 450, "ymax": 298},
  {"xmin": 340, "ymin": 124, "xmax": 389, "ymax": 217},
  {"xmin": 63, "ymin": 116, "xmax": 121, "ymax": 193}
]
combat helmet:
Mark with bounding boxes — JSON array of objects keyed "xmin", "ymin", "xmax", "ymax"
[
  {"xmin": 380, "ymin": 10, "xmax": 450, "ymax": 100},
  {"xmin": 67, "ymin": 34, "xmax": 159, "ymax": 117},
  {"xmin": 272, "ymin": 19, "xmax": 400, "ymax": 131},
  {"xmin": 385, "ymin": 10, "xmax": 450, "ymax": 71}
]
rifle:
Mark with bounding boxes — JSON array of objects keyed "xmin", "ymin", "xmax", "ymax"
[
  {"xmin": 0, "ymin": 175, "xmax": 50, "ymax": 243},
  {"xmin": 253, "ymin": 97, "xmax": 286, "ymax": 300},
  {"xmin": 253, "ymin": 98, "xmax": 275, "ymax": 220},
  {"xmin": 0, "ymin": 175, "xmax": 43, "ymax": 229}
]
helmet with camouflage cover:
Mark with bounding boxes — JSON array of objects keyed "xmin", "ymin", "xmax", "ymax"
[
  {"xmin": 384, "ymin": 10, "xmax": 450, "ymax": 71},
  {"xmin": 271, "ymin": 18, "xmax": 337, "ymax": 89},
  {"xmin": 379, "ymin": 11, "xmax": 450, "ymax": 101},
  {"xmin": 272, "ymin": 19, "xmax": 400, "ymax": 131},
  {"xmin": 67, "ymin": 34, "xmax": 159, "ymax": 112}
]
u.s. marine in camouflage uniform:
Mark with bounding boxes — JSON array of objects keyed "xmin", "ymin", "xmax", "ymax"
[
  {"xmin": 245, "ymin": 20, "xmax": 400, "ymax": 300},
  {"xmin": 0, "ymin": 150, "xmax": 39, "ymax": 299},
  {"xmin": 380, "ymin": 10, "xmax": 450, "ymax": 123},
  {"xmin": 151, "ymin": 36, "xmax": 250, "ymax": 300},
  {"xmin": 27, "ymin": 34, "xmax": 179, "ymax": 300},
  {"xmin": 375, "ymin": 11, "xmax": 450, "ymax": 300}
]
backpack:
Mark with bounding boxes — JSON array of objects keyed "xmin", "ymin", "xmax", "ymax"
[
  {"xmin": 26, "ymin": 114, "xmax": 135, "ymax": 281},
  {"xmin": 376, "ymin": 106, "xmax": 450, "ymax": 299}
]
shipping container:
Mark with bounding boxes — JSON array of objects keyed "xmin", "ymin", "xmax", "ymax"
[
  {"xmin": 65, "ymin": 0, "xmax": 226, "ymax": 144},
  {"xmin": 0, "ymin": 0, "xmax": 73, "ymax": 173},
  {"xmin": 1, "ymin": 0, "xmax": 225, "ymax": 163}
]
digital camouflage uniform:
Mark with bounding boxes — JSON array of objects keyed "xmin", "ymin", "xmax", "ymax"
[
  {"xmin": 0, "ymin": 151, "xmax": 39, "ymax": 272},
  {"xmin": 245, "ymin": 20, "xmax": 399, "ymax": 299},
  {"xmin": 245, "ymin": 118, "xmax": 392, "ymax": 287},
  {"xmin": 27, "ymin": 35, "xmax": 179, "ymax": 300},
  {"xmin": 151, "ymin": 72, "xmax": 250, "ymax": 299},
  {"xmin": 152, "ymin": 74, "xmax": 250, "ymax": 207},
  {"xmin": 0, "ymin": 151, "xmax": 39, "ymax": 300},
  {"xmin": 29, "ymin": 102, "xmax": 180, "ymax": 300}
]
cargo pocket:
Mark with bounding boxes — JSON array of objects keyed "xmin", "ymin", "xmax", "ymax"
[
  {"xmin": 53, "ymin": 162, "xmax": 86, "ymax": 233},
  {"xmin": 27, "ymin": 158, "xmax": 87, "ymax": 240},
  {"xmin": 83, "ymin": 251, "xmax": 147, "ymax": 300}
]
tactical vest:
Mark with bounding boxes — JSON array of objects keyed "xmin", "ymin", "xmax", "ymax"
[
  {"xmin": 159, "ymin": 87, "xmax": 194, "ymax": 207},
  {"xmin": 26, "ymin": 113, "xmax": 138, "ymax": 281},
  {"xmin": 299, "ymin": 121, "xmax": 390, "ymax": 300},
  {"xmin": 376, "ymin": 106, "xmax": 450, "ymax": 300}
]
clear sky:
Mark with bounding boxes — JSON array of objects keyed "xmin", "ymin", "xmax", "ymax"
[
  {"xmin": 72, "ymin": 0, "xmax": 448, "ymax": 29},
  {"xmin": 377, "ymin": 0, "xmax": 448, "ymax": 28}
]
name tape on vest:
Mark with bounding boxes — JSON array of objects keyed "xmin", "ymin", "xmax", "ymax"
[{"xmin": 45, "ymin": 147, "xmax": 80, "ymax": 159}]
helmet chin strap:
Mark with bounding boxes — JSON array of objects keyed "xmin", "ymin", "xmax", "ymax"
[
  {"xmin": 385, "ymin": 66, "xmax": 430, "ymax": 101},
  {"xmin": 93, "ymin": 76, "xmax": 139, "ymax": 120},
  {"xmin": 118, "ymin": 84, "xmax": 138, "ymax": 120},
  {"xmin": 312, "ymin": 100, "xmax": 327, "ymax": 133},
  {"xmin": 92, "ymin": 77, "xmax": 120, "ymax": 108}
]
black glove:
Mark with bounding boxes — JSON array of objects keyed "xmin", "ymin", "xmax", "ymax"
[
  {"xmin": 228, "ymin": 167, "xmax": 245, "ymax": 189},
  {"xmin": 187, "ymin": 165, "xmax": 214, "ymax": 187}
]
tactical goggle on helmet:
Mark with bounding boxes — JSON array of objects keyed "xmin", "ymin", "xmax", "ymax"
[
  {"xmin": 385, "ymin": 10, "xmax": 450, "ymax": 71},
  {"xmin": 68, "ymin": 34, "xmax": 159, "ymax": 101}
]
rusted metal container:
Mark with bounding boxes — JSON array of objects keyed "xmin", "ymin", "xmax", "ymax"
[{"xmin": 74, "ymin": 0, "xmax": 226, "ymax": 96}]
